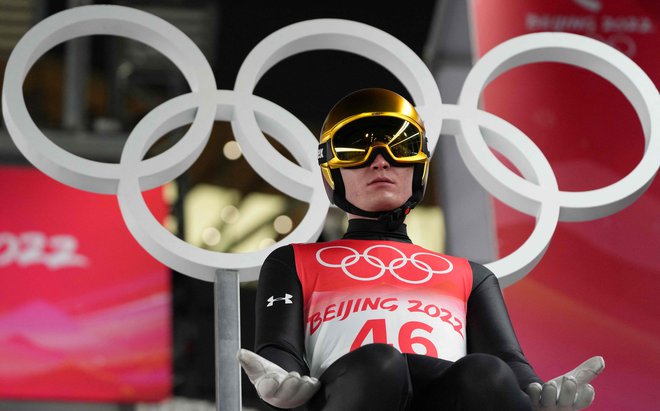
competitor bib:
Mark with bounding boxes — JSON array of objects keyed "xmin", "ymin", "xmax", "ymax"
[{"xmin": 293, "ymin": 239, "xmax": 473, "ymax": 377}]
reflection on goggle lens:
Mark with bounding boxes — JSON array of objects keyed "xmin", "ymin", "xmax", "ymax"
[{"xmin": 332, "ymin": 117, "xmax": 423, "ymax": 163}]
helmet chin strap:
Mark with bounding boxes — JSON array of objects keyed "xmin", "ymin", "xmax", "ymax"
[
  {"xmin": 376, "ymin": 200, "xmax": 414, "ymax": 230},
  {"xmin": 338, "ymin": 193, "xmax": 415, "ymax": 230}
]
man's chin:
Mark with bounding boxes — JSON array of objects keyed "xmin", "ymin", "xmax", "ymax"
[{"xmin": 362, "ymin": 200, "xmax": 407, "ymax": 213}]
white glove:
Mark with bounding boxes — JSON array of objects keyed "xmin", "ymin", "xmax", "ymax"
[
  {"xmin": 525, "ymin": 356, "xmax": 604, "ymax": 410},
  {"xmin": 238, "ymin": 348, "xmax": 321, "ymax": 409}
]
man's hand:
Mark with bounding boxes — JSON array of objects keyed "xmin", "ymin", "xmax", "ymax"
[
  {"xmin": 238, "ymin": 348, "xmax": 321, "ymax": 409},
  {"xmin": 525, "ymin": 356, "xmax": 605, "ymax": 410}
]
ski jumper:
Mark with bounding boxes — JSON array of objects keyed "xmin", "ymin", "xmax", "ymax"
[{"xmin": 254, "ymin": 218, "xmax": 541, "ymax": 410}]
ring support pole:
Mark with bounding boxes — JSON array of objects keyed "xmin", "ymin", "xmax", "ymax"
[{"xmin": 214, "ymin": 269, "xmax": 242, "ymax": 411}]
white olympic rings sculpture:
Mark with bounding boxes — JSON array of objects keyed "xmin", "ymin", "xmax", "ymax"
[
  {"xmin": 316, "ymin": 245, "xmax": 453, "ymax": 285},
  {"xmin": 2, "ymin": 5, "xmax": 658, "ymax": 286}
]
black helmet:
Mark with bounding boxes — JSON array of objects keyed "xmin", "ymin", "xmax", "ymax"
[{"xmin": 317, "ymin": 88, "xmax": 430, "ymax": 225}]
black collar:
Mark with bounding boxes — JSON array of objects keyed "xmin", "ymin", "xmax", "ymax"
[{"xmin": 341, "ymin": 218, "xmax": 412, "ymax": 243}]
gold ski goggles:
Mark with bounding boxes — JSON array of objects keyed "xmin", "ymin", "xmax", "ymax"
[{"xmin": 318, "ymin": 114, "xmax": 429, "ymax": 171}]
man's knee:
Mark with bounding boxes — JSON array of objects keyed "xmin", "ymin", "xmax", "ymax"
[
  {"xmin": 312, "ymin": 344, "xmax": 410, "ymax": 411},
  {"xmin": 450, "ymin": 353, "xmax": 531, "ymax": 410},
  {"xmin": 453, "ymin": 353, "xmax": 514, "ymax": 387},
  {"xmin": 353, "ymin": 344, "xmax": 407, "ymax": 374},
  {"xmin": 324, "ymin": 344, "xmax": 407, "ymax": 382}
]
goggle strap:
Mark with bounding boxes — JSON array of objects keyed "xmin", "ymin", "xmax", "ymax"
[{"xmin": 317, "ymin": 141, "xmax": 333, "ymax": 165}]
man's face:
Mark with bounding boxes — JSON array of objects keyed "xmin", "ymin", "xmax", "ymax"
[{"xmin": 340, "ymin": 153, "xmax": 413, "ymax": 215}]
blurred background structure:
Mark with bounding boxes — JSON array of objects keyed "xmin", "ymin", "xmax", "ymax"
[{"xmin": 0, "ymin": 1, "xmax": 658, "ymax": 410}]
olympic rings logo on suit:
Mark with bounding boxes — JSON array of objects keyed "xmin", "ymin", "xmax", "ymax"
[
  {"xmin": 316, "ymin": 245, "xmax": 453, "ymax": 285},
  {"xmin": 2, "ymin": 5, "xmax": 658, "ymax": 286}
]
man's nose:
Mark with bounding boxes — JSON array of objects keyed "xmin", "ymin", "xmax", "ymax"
[{"xmin": 370, "ymin": 153, "xmax": 390, "ymax": 170}]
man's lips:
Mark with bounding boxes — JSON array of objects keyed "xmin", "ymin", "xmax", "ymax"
[{"xmin": 368, "ymin": 177, "xmax": 394, "ymax": 185}]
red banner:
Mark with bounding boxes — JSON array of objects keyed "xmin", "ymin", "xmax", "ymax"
[
  {"xmin": 0, "ymin": 166, "xmax": 171, "ymax": 401},
  {"xmin": 469, "ymin": 1, "xmax": 659, "ymax": 410}
]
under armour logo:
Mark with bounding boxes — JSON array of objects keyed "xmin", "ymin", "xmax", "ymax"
[
  {"xmin": 267, "ymin": 294, "xmax": 293, "ymax": 307},
  {"xmin": 317, "ymin": 148, "xmax": 324, "ymax": 160}
]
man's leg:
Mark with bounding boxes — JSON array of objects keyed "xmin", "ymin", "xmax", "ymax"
[
  {"xmin": 307, "ymin": 344, "xmax": 411, "ymax": 411},
  {"xmin": 408, "ymin": 353, "xmax": 532, "ymax": 411}
]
